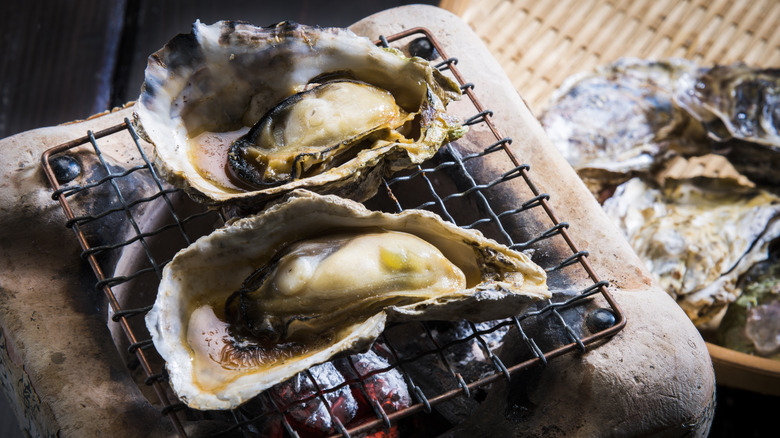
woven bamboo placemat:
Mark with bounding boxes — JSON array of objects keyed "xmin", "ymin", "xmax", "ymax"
[
  {"xmin": 441, "ymin": 0, "xmax": 780, "ymax": 397},
  {"xmin": 440, "ymin": 0, "xmax": 780, "ymax": 113}
]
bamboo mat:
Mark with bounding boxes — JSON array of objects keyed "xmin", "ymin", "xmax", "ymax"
[{"xmin": 440, "ymin": 0, "xmax": 780, "ymax": 113}]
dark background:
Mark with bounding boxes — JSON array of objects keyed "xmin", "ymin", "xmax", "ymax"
[
  {"xmin": 0, "ymin": 1, "xmax": 777, "ymax": 437},
  {"xmin": 0, "ymin": 0, "xmax": 436, "ymax": 141}
]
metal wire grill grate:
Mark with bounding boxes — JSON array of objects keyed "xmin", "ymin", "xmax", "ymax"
[{"xmin": 40, "ymin": 28, "xmax": 625, "ymax": 438}]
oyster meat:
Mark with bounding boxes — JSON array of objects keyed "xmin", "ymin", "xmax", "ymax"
[
  {"xmin": 145, "ymin": 190, "xmax": 549, "ymax": 409},
  {"xmin": 229, "ymin": 80, "xmax": 414, "ymax": 188},
  {"xmin": 134, "ymin": 20, "xmax": 465, "ymax": 205}
]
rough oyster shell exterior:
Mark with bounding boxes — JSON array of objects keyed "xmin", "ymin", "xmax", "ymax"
[
  {"xmin": 540, "ymin": 58, "xmax": 700, "ymax": 197},
  {"xmin": 603, "ymin": 178, "xmax": 780, "ymax": 328},
  {"xmin": 541, "ymin": 58, "xmax": 780, "ymax": 197},
  {"xmin": 676, "ymin": 63, "xmax": 780, "ymax": 148},
  {"xmin": 543, "ymin": 59, "xmax": 780, "ymax": 332}
]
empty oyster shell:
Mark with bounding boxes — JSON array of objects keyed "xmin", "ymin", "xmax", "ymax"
[
  {"xmin": 145, "ymin": 190, "xmax": 549, "ymax": 409},
  {"xmin": 543, "ymin": 59, "xmax": 780, "ymax": 334},
  {"xmin": 676, "ymin": 63, "xmax": 780, "ymax": 148},
  {"xmin": 603, "ymin": 177, "xmax": 780, "ymax": 328},
  {"xmin": 134, "ymin": 20, "xmax": 465, "ymax": 205},
  {"xmin": 540, "ymin": 58, "xmax": 701, "ymax": 198}
]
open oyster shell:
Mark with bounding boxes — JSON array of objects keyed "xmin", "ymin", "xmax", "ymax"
[
  {"xmin": 134, "ymin": 20, "xmax": 465, "ymax": 206},
  {"xmin": 145, "ymin": 190, "xmax": 549, "ymax": 409}
]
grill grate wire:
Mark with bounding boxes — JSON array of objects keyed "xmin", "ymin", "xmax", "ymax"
[{"xmin": 40, "ymin": 28, "xmax": 625, "ymax": 438}]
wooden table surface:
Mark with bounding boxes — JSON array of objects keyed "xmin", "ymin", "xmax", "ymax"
[{"xmin": 0, "ymin": 1, "xmax": 775, "ymax": 437}]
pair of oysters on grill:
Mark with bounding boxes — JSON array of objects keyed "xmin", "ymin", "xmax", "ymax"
[{"xmin": 137, "ymin": 21, "xmax": 549, "ymax": 410}]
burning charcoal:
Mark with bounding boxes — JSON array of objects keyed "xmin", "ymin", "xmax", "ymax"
[
  {"xmin": 355, "ymin": 427, "xmax": 401, "ymax": 438},
  {"xmin": 338, "ymin": 350, "xmax": 412, "ymax": 414},
  {"xmin": 271, "ymin": 361, "xmax": 357, "ymax": 434}
]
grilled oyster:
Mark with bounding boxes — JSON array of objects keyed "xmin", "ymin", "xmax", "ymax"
[
  {"xmin": 228, "ymin": 80, "xmax": 414, "ymax": 188},
  {"xmin": 134, "ymin": 20, "xmax": 465, "ymax": 205},
  {"xmin": 145, "ymin": 190, "xmax": 549, "ymax": 409}
]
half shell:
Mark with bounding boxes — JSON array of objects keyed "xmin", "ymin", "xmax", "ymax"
[
  {"xmin": 145, "ymin": 190, "xmax": 549, "ymax": 409},
  {"xmin": 603, "ymin": 177, "xmax": 780, "ymax": 328},
  {"xmin": 134, "ymin": 20, "xmax": 465, "ymax": 205}
]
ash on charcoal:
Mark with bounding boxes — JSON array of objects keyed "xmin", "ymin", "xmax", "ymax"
[
  {"xmin": 271, "ymin": 361, "xmax": 358, "ymax": 434},
  {"xmin": 381, "ymin": 319, "xmax": 511, "ymax": 427}
]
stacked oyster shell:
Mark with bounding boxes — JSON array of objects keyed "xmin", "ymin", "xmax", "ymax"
[
  {"xmin": 137, "ymin": 21, "xmax": 550, "ymax": 410},
  {"xmin": 541, "ymin": 58, "xmax": 780, "ymax": 357}
]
